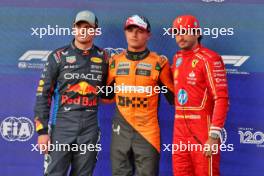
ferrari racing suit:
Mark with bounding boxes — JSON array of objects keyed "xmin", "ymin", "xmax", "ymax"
[{"xmin": 172, "ymin": 44, "xmax": 229, "ymax": 176}]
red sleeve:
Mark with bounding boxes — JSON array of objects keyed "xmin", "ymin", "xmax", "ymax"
[{"xmin": 203, "ymin": 54, "xmax": 229, "ymax": 135}]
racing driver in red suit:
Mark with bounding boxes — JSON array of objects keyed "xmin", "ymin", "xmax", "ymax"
[{"xmin": 171, "ymin": 15, "xmax": 229, "ymax": 176}]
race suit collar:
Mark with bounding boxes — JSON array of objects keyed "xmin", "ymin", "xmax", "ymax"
[
  {"xmin": 71, "ymin": 40, "xmax": 95, "ymax": 56},
  {"xmin": 126, "ymin": 48, "xmax": 150, "ymax": 61},
  {"xmin": 179, "ymin": 44, "xmax": 202, "ymax": 56}
]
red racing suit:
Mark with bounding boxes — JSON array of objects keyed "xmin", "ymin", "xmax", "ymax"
[{"xmin": 172, "ymin": 44, "xmax": 229, "ymax": 176}]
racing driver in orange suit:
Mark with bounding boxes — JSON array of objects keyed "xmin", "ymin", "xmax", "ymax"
[{"xmin": 107, "ymin": 15, "xmax": 174, "ymax": 176}]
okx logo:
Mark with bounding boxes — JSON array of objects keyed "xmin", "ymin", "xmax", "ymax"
[{"xmin": 0, "ymin": 117, "xmax": 34, "ymax": 142}]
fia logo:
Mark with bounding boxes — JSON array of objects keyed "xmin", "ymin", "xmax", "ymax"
[{"xmin": 0, "ymin": 117, "xmax": 34, "ymax": 142}]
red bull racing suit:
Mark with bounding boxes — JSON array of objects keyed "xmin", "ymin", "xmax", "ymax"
[
  {"xmin": 34, "ymin": 41, "xmax": 108, "ymax": 176},
  {"xmin": 172, "ymin": 44, "xmax": 229, "ymax": 176},
  {"xmin": 107, "ymin": 49, "xmax": 174, "ymax": 176}
]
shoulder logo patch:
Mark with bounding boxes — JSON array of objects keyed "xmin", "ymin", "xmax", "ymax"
[
  {"xmin": 91, "ymin": 57, "xmax": 103, "ymax": 63},
  {"xmin": 66, "ymin": 56, "xmax": 76, "ymax": 64},
  {"xmin": 192, "ymin": 59, "xmax": 199, "ymax": 68}
]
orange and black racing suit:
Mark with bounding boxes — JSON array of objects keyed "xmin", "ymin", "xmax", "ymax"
[{"xmin": 107, "ymin": 49, "xmax": 174, "ymax": 176}]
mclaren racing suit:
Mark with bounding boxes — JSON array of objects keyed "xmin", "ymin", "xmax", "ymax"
[
  {"xmin": 107, "ymin": 49, "xmax": 174, "ymax": 176},
  {"xmin": 34, "ymin": 41, "xmax": 108, "ymax": 176},
  {"xmin": 172, "ymin": 44, "xmax": 229, "ymax": 176}
]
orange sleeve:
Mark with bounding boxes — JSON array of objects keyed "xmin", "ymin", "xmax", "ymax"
[{"xmin": 158, "ymin": 56, "xmax": 174, "ymax": 105}]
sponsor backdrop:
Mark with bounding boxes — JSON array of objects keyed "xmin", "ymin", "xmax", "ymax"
[{"xmin": 0, "ymin": 0, "xmax": 263, "ymax": 175}]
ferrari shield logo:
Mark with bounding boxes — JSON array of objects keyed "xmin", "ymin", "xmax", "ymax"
[{"xmin": 192, "ymin": 59, "xmax": 199, "ymax": 68}]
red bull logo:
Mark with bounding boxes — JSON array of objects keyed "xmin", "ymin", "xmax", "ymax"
[
  {"xmin": 61, "ymin": 96, "xmax": 97, "ymax": 107},
  {"xmin": 62, "ymin": 81, "xmax": 98, "ymax": 107},
  {"xmin": 66, "ymin": 81, "xmax": 97, "ymax": 95}
]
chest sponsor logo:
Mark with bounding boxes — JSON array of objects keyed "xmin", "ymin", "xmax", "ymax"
[
  {"xmin": 65, "ymin": 81, "xmax": 97, "ymax": 95},
  {"xmin": 176, "ymin": 57, "xmax": 183, "ymax": 68},
  {"xmin": 118, "ymin": 62, "xmax": 130, "ymax": 69},
  {"xmin": 66, "ymin": 56, "xmax": 76, "ymax": 64},
  {"xmin": 136, "ymin": 69, "xmax": 151, "ymax": 76},
  {"xmin": 177, "ymin": 89, "xmax": 188, "ymax": 105},
  {"xmin": 90, "ymin": 57, "xmax": 103, "ymax": 63},
  {"xmin": 135, "ymin": 63, "xmax": 152, "ymax": 76},
  {"xmin": 64, "ymin": 73, "xmax": 102, "ymax": 81},
  {"xmin": 116, "ymin": 69, "xmax": 130, "ymax": 75},
  {"xmin": 90, "ymin": 65, "xmax": 103, "ymax": 73},
  {"xmin": 62, "ymin": 81, "xmax": 98, "ymax": 107},
  {"xmin": 189, "ymin": 71, "xmax": 195, "ymax": 78},
  {"xmin": 192, "ymin": 59, "xmax": 199, "ymax": 68},
  {"xmin": 136, "ymin": 62, "xmax": 152, "ymax": 70},
  {"xmin": 187, "ymin": 71, "xmax": 196, "ymax": 80},
  {"xmin": 117, "ymin": 96, "xmax": 148, "ymax": 108},
  {"xmin": 213, "ymin": 61, "xmax": 223, "ymax": 68},
  {"xmin": 215, "ymin": 78, "xmax": 227, "ymax": 83},
  {"xmin": 187, "ymin": 71, "xmax": 197, "ymax": 85},
  {"xmin": 91, "ymin": 65, "xmax": 102, "ymax": 70},
  {"xmin": 117, "ymin": 62, "xmax": 130, "ymax": 75},
  {"xmin": 61, "ymin": 96, "xmax": 97, "ymax": 107},
  {"xmin": 64, "ymin": 65, "xmax": 80, "ymax": 69}
]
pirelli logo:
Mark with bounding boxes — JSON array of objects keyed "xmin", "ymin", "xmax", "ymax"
[{"xmin": 117, "ymin": 96, "xmax": 148, "ymax": 108}]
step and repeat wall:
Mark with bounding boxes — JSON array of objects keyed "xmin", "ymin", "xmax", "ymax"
[{"xmin": 0, "ymin": 0, "xmax": 263, "ymax": 175}]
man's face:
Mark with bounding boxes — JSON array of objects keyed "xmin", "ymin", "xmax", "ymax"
[
  {"xmin": 125, "ymin": 26, "xmax": 150, "ymax": 50},
  {"xmin": 175, "ymin": 33, "xmax": 199, "ymax": 50},
  {"xmin": 74, "ymin": 21, "xmax": 95, "ymax": 44}
]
